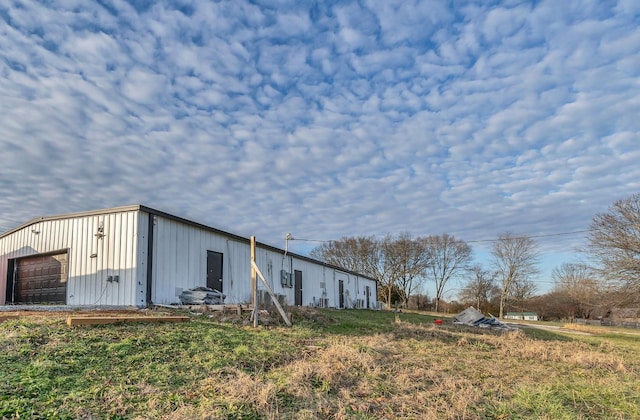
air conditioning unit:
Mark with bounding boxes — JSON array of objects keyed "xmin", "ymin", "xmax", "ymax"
[
  {"xmin": 312, "ymin": 297, "xmax": 330, "ymax": 308},
  {"xmin": 257, "ymin": 289, "xmax": 268, "ymax": 306},
  {"xmin": 258, "ymin": 289, "xmax": 288, "ymax": 308}
]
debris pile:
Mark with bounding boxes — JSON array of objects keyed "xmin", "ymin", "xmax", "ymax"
[
  {"xmin": 179, "ymin": 287, "xmax": 226, "ymax": 305},
  {"xmin": 454, "ymin": 307, "xmax": 518, "ymax": 330}
]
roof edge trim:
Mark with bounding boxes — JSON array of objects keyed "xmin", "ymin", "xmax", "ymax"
[{"xmin": 1, "ymin": 204, "xmax": 377, "ymax": 283}]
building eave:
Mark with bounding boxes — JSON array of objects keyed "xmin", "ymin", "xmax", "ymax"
[{"xmin": 1, "ymin": 204, "xmax": 378, "ymax": 284}]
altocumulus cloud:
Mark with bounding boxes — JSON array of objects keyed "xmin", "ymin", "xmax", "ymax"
[{"xmin": 1, "ymin": 0, "xmax": 639, "ymax": 287}]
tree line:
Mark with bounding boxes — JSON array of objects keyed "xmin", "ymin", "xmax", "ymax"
[{"xmin": 310, "ymin": 192, "xmax": 640, "ymax": 318}]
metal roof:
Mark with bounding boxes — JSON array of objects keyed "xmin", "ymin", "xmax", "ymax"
[{"xmin": 0, "ymin": 204, "xmax": 377, "ymax": 283}]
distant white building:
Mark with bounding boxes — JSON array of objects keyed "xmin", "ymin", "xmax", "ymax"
[
  {"xmin": 505, "ymin": 312, "xmax": 539, "ymax": 321},
  {"xmin": 1, "ymin": 205, "xmax": 377, "ymax": 309}
]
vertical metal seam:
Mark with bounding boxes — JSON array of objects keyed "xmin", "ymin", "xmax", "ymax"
[{"xmin": 146, "ymin": 213, "xmax": 154, "ymax": 305}]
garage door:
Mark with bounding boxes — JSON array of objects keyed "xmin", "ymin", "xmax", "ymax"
[{"xmin": 15, "ymin": 253, "xmax": 68, "ymax": 304}]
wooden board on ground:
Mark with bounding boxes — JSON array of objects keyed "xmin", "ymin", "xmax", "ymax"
[
  {"xmin": 66, "ymin": 316, "xmax": 190, "ymax": 326},
  {"xmin": 0, "ymin": 315, "xmax": 19, "ymax": 323},
  {"xmin": 194, "ymin": 304, "xmax": 253, "ymax": 312},
  {"xmin": 152, "ymin": 304, "xmax": 253, "ymax": 312},
  {"xmin": 216, "ymin": 304, "xmax": 251, "ymax": 311}
]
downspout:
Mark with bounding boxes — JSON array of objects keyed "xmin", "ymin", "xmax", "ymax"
[
  {"xmin": 146, "ymin": 214, "xmax": 155, "ymax": 306},
  {"xmin": 11, "ymin": 262, "xmax": 17, "ymax": 304}
]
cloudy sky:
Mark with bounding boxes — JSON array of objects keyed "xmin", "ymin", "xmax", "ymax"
[{"xmin": 1, "ymin": 0, "xmax": 639, "ymax": 294}]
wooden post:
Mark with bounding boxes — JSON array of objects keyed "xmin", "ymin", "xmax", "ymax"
[
  {"xmin": 249, "ymin": 236, "xmax": 291, "ymax": 327},
  {"xmin": 251, "ymin": 235, "xmax": 258, "ymax": 327}
]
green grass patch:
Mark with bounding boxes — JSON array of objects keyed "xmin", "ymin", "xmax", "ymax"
[
  {"xmin": 1, "ymin": 309, "xmax": 639, "ymax": 419},
  {"xmin": 311, "ymin": 308, "xmax": 438, "ymax": 334},
  {"xmin": 519, "ymin": 326, "xmax": 576, "ymax": 341}
]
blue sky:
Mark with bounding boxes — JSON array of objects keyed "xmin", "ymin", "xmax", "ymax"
[{"xmin": 1, "ymin": 0, "xmax": 639, "ymax": 296}]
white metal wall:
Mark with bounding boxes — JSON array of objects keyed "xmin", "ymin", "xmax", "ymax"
[
  {"xmin": 241, "ymin": 243, "xmax": 377, "ymax": 308},
  {"xmin": 135, "ymin": 212, "xmax": 150, "ymax": 307},
  {"xmin": 1, "ymin": 207, "xmax": 378, "ymax": 309},
  {"xmin": 276, "ymin": 263, "xmax": 372, "ymax": 309},
  {"xmin": 0, "ymin": 211, "xmax": 141, "ymax": 306},
  {"xmin": 254, "ymin": 247, "xmax": 290, "ymax": 301},
  {"xmin": 148, "ymin": 213, "xmax": 378, "ymax": 308},
  {"xmin": 150, "ymin": 215, "xmax": 251, "ymax": 305}
]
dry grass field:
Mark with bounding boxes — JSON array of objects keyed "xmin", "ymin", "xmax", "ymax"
[{"xmin": 1, "ymin": 308, "xmax": 639, "ymax": 419}]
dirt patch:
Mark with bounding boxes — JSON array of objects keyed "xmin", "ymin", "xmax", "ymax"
[
  {"xmin": 202, "ymin": 305, "xmax": 339, "ymax": 326},
  {"xmin": 0, "ymin": 308, "xmax": 176, "ymax": 322},
  {"xmin": 515, "ymin": 323, "xmax": 594, "ymax": 336},
  {"xmin": 0, "ymin": 305, "xmax": 338, "ymax": 328}
]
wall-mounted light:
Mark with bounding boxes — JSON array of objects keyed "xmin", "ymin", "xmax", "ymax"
[
  {"xmin": 31, "ymin": 229, "xmax": 40, "ymax": 235},
  {"xmin": 284, "ymin": 233, "xmax": 294, "ymax": 257},
  {"xmin": 95, "ymin": 222, "xmax": 105, "ymax": 239}
]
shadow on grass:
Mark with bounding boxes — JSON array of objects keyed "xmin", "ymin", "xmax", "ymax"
[
  {"xmin": 519, "ymin": 327, "xmax": 577, "ymax": 342},
  {"xmin": 309, "ymin": 309, "xmax": 438, "ymax": 335}
]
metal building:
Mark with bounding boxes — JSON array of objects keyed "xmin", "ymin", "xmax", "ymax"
[{"xmin": 0, "ymin": 205, "xmax": 378, "ymax": 309}]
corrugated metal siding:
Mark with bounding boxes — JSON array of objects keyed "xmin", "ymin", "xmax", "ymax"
[
  {"xmin": 255, "ymin": 252, "xmax": 378, "ymax": 308},
  {"xmin": 0, "ymin": 255, "xmax": 6, "ymax": 305},
  {"xmin": 255, "ymin": 248, "xmax": 276, "ymax": 290},
  {"xmin": 2, "ymin": 206, "xmax": 378, "ymax": 309},
  {"xmin": 150, "ymin": 215, "xmax": 252, "ymax": 304},
  {"xmin": 135, "ymin": 212, "xmax": 150, "ymax": 308},
  {"xmin": 0, "ymin": 211, "xmax": 140, "ymax": 306},
  {"xmin": 255, "ymin": 248, "xmax": 294, "ymax": 304},
  {"xmin": 148, "ymin": 212, "xmax": 379, "ymax": 307},
  {"xmin": 292, "ymin": 258, "xmax": 327, "ymax": 306},
  {"xmin": 334, "ymin": 270, "xmax": 358, "ymax": 308}
]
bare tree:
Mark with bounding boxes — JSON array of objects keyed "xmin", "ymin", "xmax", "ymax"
[
  {"xmin": 424, "ymin": 234, "xmax": 472, "ymax": 312},
  {"xmin": 587, "ymin": 193, "xmax": 640, "ymax": 302},
  {"xmin": 311, "ymin": 234, "xmax": 432, "ymax": 309},
  {"xmin": 409, "ymin": 293, "xmax": 431, "ymax": 310},
  {"xmin": 309, "ymin": 236, "xmax": 380, "ymax": 276},
  {"xmin": 492, "ymin": 232, "xmax": 539, "ymax": 318},
  {"xmin": 552, "ymin": 262, "xmax": 601, "ymax": 319},
  {"xmin": 527, "ymin": 291, "xmax": 573, "ymax": 321},
  {"xmin": 383, "ymin": 233, "xmax": 430, "ymax": 309},
  {"xmin": 459, "ymin": 265, "xmax": 500, "ymax": 314},
  {"xmin": 508, "ymin": 279, "xmax": 537, "ymax": 311},
  {"xmin": 310, "ymin": 235, "xmax": 400, "ymax": 308}
]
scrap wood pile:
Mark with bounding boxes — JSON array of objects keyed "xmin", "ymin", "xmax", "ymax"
[
  {"xmin": 454, "ymin": 307, "xmax": 518, "ymax": 330},
  {"xmin": 179, "ymin": 287, "xmax": 226, "ymax": 305}
]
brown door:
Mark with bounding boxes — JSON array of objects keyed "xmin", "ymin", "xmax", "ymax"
[
  {"xmin": 14, "ymin": 253, "xmax": 68, "ymax": 304},
  {"xmin": 338, "ymin": 280, "xmax": 344, "ymax": 309},
  {"xmin": 207, "ymin": 251, "xmax": 223, "ymax": 292},
  {"xmin": 294, "ymin": 270, "xmax": 302, "ymax": 306}
]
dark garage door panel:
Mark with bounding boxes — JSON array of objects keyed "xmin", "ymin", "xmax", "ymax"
[{"xmin": 16, "ymin": 253, "xmax": 68, "ymax": 304}]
